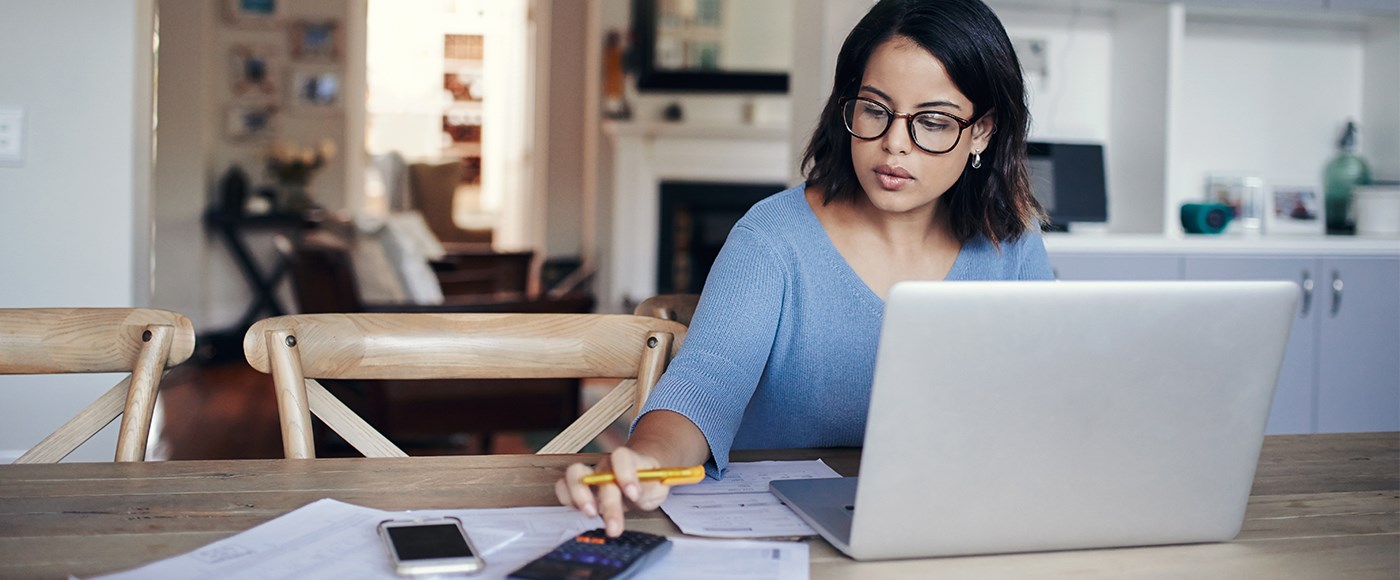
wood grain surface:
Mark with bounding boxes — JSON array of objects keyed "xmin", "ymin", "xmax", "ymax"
[{"xmin": 0, "ymin": 433, "xmax": 1394, "ymax": 579}]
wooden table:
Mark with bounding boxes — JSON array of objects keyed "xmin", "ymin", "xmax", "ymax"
[{"xmin": 1, "ymin": 433, "xmax": 1395, "ymax": 579}]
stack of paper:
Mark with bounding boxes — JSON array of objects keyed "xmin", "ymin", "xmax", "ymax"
[
  {"xmin": 660, "ymin": 459, "xmax": 842, "ymax": 538},
  {"xmin": 92, "ymin": 497, "xmax": 807, "ymax": 579}
]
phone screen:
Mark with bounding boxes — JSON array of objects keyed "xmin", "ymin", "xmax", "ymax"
[{"xmin": 385, "ymin": 524, "xmax": 475, "ymax": 561}]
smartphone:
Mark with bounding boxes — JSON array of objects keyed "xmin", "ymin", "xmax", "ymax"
[{"xmin": 378, "ymin": 517, "xmax": 485, "ymax": 576}]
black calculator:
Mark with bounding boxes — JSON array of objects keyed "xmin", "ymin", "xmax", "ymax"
[{"xmin": 507, "ymin": 528, "xmax": 672, "ymax": 580}]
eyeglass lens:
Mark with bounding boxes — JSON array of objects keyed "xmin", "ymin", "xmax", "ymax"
[{"xmin": 841, "ymin": 98, "xmax": 964, "ymax": 154}]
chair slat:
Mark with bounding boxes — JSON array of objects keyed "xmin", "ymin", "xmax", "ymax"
[
  {"xmin": 306, "ymin": 379, "xmax": 408, "ymax": 458},
  {"xmin": 538, "ymin": 379, "xmax": 638, "ymax": 455},
  {"xmin": 13, "ymin": 377, "xmax": 131, "ymax": 464}
]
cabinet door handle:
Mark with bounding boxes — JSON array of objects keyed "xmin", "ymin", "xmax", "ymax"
[
  {"xmin": 1300, "ymin": 270, "xmax": 1313, "ymax": 317},
  {"xmin": 1330, "ymin": 270, "xmax": 1344, "ymax": 317}
]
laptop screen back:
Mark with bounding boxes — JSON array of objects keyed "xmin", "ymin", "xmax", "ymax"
[{"xmin": 846, "ymin": 281, "xmax": 1296, "ymax": 559}]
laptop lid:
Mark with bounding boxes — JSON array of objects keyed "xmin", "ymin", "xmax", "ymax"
[{"xmin": 789, "ymin": 281, "xmax": 1296, "ymax": 560}]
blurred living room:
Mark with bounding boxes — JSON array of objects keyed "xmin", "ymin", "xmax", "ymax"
[{"xmin": 1, "ymin": 0, "xmax": 1397, "ymax": 464}]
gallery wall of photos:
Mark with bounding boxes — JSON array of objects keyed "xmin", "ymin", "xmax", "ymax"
[{"xmin": 224, "ymin": 0, "xmax": 345, "ymax": 142}]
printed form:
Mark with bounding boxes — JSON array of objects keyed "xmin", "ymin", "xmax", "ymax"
[
  {"xmin": 661, "ymin": 459, "xmax": 842, "ymax": 538},
  {"xmin": 89, "ymin": 498, "xmax": 807, "ymax": 580}
]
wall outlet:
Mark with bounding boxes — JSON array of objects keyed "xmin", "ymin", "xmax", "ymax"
[{"xmin": 0, "ymin": 108, "xmax": 26, "ymax": 166}]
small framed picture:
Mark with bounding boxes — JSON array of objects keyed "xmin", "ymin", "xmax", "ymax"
[
  {"xmin": 288, "ymin": 67, "xmax": 342, "ymax": 112},
  {"xmin": 1205, "ymin": 175, "xmax": 1265, "ymax": 233},
  {"xmin": 225, "ymin": 0, "xmax": 279, "ymax": 26},
  {"xmin": 290, "ymin": 20, "xmax": 342, "ymax": 62},
  {"xmin": 225, "ymin": 105, "xmax": 277, "ymax": 140},
  {"xmin": 230, "ymin": 44, "xmax": 278, "ymax": 98},
  {"xmin": 1265, "ymin": 187, "xmax": 1325, "ymax": 235}
]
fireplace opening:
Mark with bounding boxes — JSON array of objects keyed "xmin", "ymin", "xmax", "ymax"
[{"xmin": 658, "ymin": 181, "xmax": 786, "ymax": 294}]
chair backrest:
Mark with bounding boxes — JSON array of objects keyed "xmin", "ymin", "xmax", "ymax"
[
  {"xmin": 634, "ymin": 294, "xmax": 700, "ymax": 327},
  {"xmin": 242, "ymin": 313, "xmax": 687, "ymax": 458},
  {"xmin": 0, "ymin": 308, "xmax": 196, "ymax": 463}
]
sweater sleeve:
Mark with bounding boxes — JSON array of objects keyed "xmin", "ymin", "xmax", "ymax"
[
  {"xmin": 633, "ymin": 223, "xmax": 786, "ymax": 476},
  {"xmin": 1016, "ymin": 229, "xmax": 1055, "ymax": 280}
]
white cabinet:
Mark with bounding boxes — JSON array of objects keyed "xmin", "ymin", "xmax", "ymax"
[
  {"xmin": 1182, "ymin": 256, "xmax": 1320, "ymax": 434},
  {"xmin": 1314, "ymin": 257, "xmax": 1400, "ymax": 432},
  {"xmin": 1052, "ymin": 254, "xmax": 1180, "ymax": 281},
  {"xmin": 1050, "ymin": 244, "xmax": 1400, "ymax": 434}
]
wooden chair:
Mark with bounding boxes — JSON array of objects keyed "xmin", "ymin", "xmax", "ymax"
[
  {"xmin": 634, "ymin": 294, "xmax": 700, "ymax": 327},
  {"xmin": 242, "ymin": 313, "xmax": 687, "ymax": 458},
  {"xmin": 0, "ymin": 308, "xmax": 196, "ymax": 463}
]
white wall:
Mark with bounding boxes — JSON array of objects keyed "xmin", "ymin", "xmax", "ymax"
[
  {"xmin": 0, "ymin": 0, "xmax": 155, "ymax": 462},
  {"xmin": 1174, "ymin": 18, "xmax": 1365, "ymax": 229}
]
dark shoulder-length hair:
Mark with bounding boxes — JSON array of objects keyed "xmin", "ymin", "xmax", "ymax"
[{"xmin": 801, "ymin": 0, "xmax": 1045, "ymax": 246}]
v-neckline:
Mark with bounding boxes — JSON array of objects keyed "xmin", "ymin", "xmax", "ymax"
[{"xmin": 794, "ymin": 185, "xmax": 966, "ymax": 307}]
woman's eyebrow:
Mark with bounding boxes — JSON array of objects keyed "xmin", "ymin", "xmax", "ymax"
[{"xmin": 859, "ymin": 85, "xmax": 964, "ymax": 111}]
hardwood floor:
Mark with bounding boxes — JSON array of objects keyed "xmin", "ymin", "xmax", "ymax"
[{"xmin": 156, "ymin": 361, "xmax": 624, "ymax": 460}]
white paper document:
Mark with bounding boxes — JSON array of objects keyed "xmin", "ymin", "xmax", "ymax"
[
  {"xmin": 660, "ymin": 459, "xmax": 843, "ymax": 538},
  {"xmin": 91, "ymin": 497, "xmax": 808, "ymax": 580}
]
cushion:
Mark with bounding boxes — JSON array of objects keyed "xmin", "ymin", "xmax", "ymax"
[
  {"xmin": 380, "ymin": 217, "xmax": 445, "ymax": 305},
  {"xmin": 386, "ymin": 211, "xmax": 447, "ymax": 262}
]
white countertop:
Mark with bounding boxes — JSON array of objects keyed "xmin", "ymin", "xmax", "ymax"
[{"xmin": 1043, "ymin": 232, "xmax": 1400, "ymax": 256}]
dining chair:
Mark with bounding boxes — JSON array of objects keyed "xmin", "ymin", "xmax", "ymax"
[
  {"xmin": 633, "ymin": 294, "xmax": 699, "ymax": 327},
  {"xmin": 0, "ymin": 308, "xmax": 196, "ymax": 463},
  {"xmin": 242, "ymin": 313, "xmax": 687, "ymax": 458}
]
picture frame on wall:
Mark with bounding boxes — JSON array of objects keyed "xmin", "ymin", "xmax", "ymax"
[
  {"xmin": 290, "ymin": 20, "xmax": 342, "ymax": 62},
  {"xmin": 288, "ymin": 67, "xmax": 342, "ymax": 113},
  {"xmin": 230, "ymin": 44, "xmax": 278, "ymax": 98},
  {"xmin": 225, "ymin": 0, "xmax": 280, "ymax": 25},
  {"xmin": 225, "ymin": 105, "xmax": 277, "ymax": 140},
  {"xmin": 1265, "ymin": 187, "xmax": 1325, "ymax": 235}
]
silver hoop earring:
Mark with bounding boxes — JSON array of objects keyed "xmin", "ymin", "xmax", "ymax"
[{"xmin": 971, "ymin": 150, "xmax": 982, "ymax": 169}]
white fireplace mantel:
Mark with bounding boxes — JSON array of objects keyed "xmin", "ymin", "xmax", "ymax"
[{"xmin": 602, "ymin": 120, "xmax": 792, "ymax": 312}]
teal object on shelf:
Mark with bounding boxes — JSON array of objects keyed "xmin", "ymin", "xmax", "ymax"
[
  {"xmin": 1181, "ymin": 203, "xmax": 1233, "ymax": 234},
  {"xmin": 1324, "ymin": 120, "xmax": 1371, "ymax": 233}
]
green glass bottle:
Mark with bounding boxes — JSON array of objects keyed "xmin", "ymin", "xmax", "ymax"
[{"xmin": 1324, "ymin": 120, "xmax": 1371, "ymax": 233}]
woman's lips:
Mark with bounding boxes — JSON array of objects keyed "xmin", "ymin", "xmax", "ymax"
[{"xmin": 874, "ymin": 165, "xmax": 913, "ymax": 190}]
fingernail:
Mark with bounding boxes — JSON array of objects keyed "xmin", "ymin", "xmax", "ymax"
[
  {"xmin": 583, "ymin": 503, "xmax": 597, "ymax": 517},
  {"xmin": 625, "ymin": 484, "xmax": 640, "ymax": 501}
]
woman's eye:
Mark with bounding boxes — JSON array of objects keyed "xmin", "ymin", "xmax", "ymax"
[
  {"xmin": 860, "ymin": 104, "xmax": 887, "ymax": 118},
  {"xmin": 917, "ymin": 116, "xmax": 952, "ymax": 131}
]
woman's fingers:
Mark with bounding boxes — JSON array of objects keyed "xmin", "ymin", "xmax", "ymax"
[
  {"xmin": 559, "ymin": 462, "xmax": 600, "ymax": 517},
  {"xmin": 632, "ymin": 484, "xmax": 671, "ymax": 511},
  {"xmin": 608, "ymin": 448, "xmax": 643, "ymax": 502},
  {"xmin": 595, "ymin": 479, "xmax": 627, "ymax": 537}
]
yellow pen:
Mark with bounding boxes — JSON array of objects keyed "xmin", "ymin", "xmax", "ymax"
[{"xmin": 580, "ymin": 465, "xmax": 706, "ymax": 486}]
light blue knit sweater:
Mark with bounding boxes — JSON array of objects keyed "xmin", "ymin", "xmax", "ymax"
[{"xmin": 635, "ymin": 183, "xmax": 1054, "ymax": 476}]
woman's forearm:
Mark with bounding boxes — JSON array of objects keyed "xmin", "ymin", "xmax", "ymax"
[{"xmin": 625, "ymin": 410, "xmax": 711, "ymax": 467}]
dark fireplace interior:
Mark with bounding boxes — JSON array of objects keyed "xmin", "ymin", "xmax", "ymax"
[{"xmin": 658, "ymin": 181, "xmax": 786, "ymax": 294}]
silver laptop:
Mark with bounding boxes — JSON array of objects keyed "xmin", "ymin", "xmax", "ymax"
[{"xmin": 770, "ymin": 281, "xmax": 1297, "ymax": 560}]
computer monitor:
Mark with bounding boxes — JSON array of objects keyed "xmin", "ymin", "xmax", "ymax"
[{"xmin": 1026, "ymin": 141, "xmax": 1107, "ymax": 230}]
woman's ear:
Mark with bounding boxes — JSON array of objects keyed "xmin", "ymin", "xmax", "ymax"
[{"xmin": 970, "ymin": 110, "xmax": 996, "ymax": 153}]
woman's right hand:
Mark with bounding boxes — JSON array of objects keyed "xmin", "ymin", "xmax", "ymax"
[{"xmin": 554, "ymin": 446, "xmax": 672, "ymax": 537}]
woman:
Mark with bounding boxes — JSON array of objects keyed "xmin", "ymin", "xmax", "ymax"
[{"xmin": 558, "ymin": 0, "xmax": 1052, "ymax": 536}]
